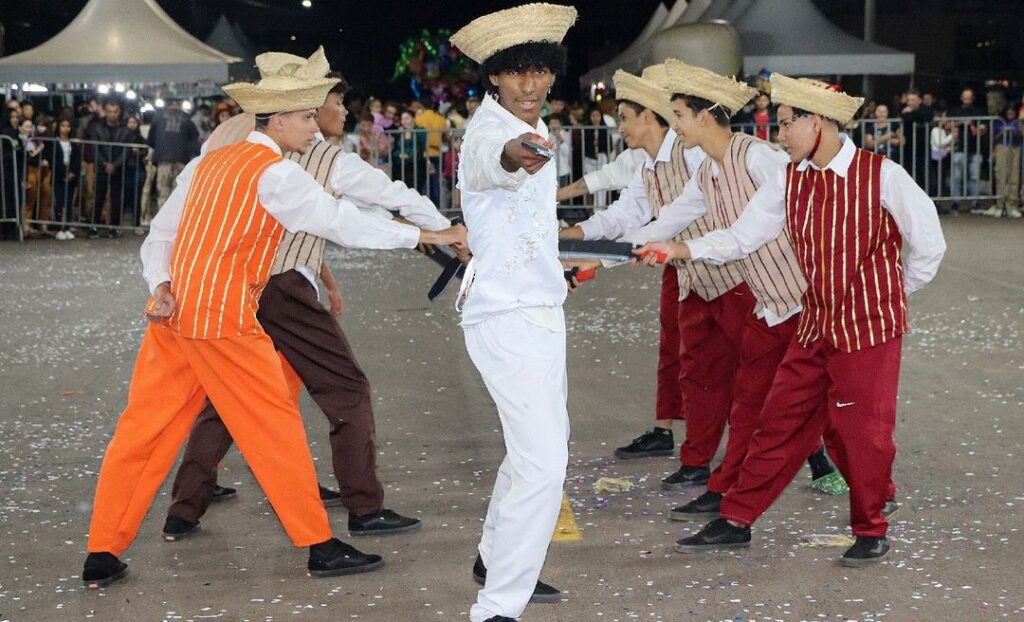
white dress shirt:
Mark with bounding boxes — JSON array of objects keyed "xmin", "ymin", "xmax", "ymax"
[
  {"xmin": 582, "ymin": 147, "xmax": 648, "ymax": 193},
  {"xmin": 685, "ymin": 136, "xmax": 946, "ymax": 294},
  {"xmin": 456, "ymin": 95, "xmax": 566, "ymax": 327},
  {"xmin": 141, "ymin": 131, "xmax": 420, "ymax": 294},
  {"xmin": 620, "ymin": 140, "xmax": 797, "ymax": 326},
  {"xmin": 578, "ymin": 130, "xmax": 705, "ymax": 241}
]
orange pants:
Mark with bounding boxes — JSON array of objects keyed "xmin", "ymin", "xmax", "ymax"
[{"xmin": 87, "ymin": 323, "xmax": 331, "ymax": 556}]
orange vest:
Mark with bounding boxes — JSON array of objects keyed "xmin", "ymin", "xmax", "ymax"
[{"xmin": 167, "ymin": 141, "xmax": 284, "ymax": 339}]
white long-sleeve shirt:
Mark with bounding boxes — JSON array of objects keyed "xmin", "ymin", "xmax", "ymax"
[
  {"xmin": 456, "ymin": 95, "xmax": 565, "ymax": 326},
  {"xmin": 685, "ymin": 136, "xmax": 946, "ymax": 294},
  {"xmin": 620, "ymin": 140, "xmax": 789, "ymax": 246},
  {"xmin": 578, "ymin": 130, "xmax": 704, "ymax": 241},
  {"xmin": 582, "ymin": 147, "xmax": 648, "ymax": 193},
  {"xmin": 141, "ymin": 131, "xmax": 420, "ymax": 294}
]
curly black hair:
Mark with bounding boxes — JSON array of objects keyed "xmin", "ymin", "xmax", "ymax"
[{"xmin": 480, "ymin": 41, "xmax": 568, "ymax": 81}]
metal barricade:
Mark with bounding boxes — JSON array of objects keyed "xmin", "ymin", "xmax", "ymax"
[
  {"xmin": 0, "ymin": 134, "xmax": 23, "ymax": 240},
  {"xmin": 16, "ymin": 136, "xmax": 154, "ymax": 238}
]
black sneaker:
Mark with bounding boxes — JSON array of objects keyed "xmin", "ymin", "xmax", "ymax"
[
  {"xmin": 319, "ymin": 485, "xmax": 345, "ymax": 508},
  {"xmin": 162, "ymin": 515, "xmax": 200, "ymax": 542},
  {"xmin": 82, "ymin": 552, "xmax": 128, "ymax": 588},
  {"xmin": 473, "ymin": 555, "xmax": 562, "ymax": 604},
  {"xmin": 614, "ymin": 428, "xmax": 674, "ymax": 459},
  {"xmin": 307, "ymin": 537, "xmax": 384, "ymax": 577},
  {"xmin": 483, "ymin": 617, "xmax": 516, "ymax": 622},
  {"xmin": 674, "ymin": 518, "xmax": 751, "ymax": 553},
  {"xmin": 840, "ymin": 536, "xmax": 890, "ymax": 567},
  {"xmin": 669, "ymin": 491, "xmax": 722, "ymax": 521},
  {"xmin": 661, "ymin": 465, "xmax": 710, "ymax": 490},
  {"xmin": 349, "ymin": 509, "xmax": 422, "ymax": 536},
  {"xmin": 882, "ymin": 499, "xmax": 899, "ymax": 518},
  {"xmin": 212, "ymin": 484, "xmax": 237, "ymax": 502}
]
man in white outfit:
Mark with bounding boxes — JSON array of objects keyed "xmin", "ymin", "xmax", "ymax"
[{"xmin": 450, "ymin": 4, "xmax": 578, "ymax": 621}]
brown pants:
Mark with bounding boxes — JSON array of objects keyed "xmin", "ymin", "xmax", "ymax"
[{"xmin": 167, "ymin": 270, "xmax": 385, "ymax": 522}]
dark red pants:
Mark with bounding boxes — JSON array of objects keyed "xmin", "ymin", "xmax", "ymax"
[
  {"xmin": 674, "ymin": 281, "xmax": 754, "ymax": 467},
  {"xmin": 720, "ymin": 336, "xmax": 902, "ymax": 537},
  {"xmin": 707, "ymin": 313, "xmax": 800, "ymax": 493},
  {"xmin": 167, "ymin": 270, "xmax": 385, "ymax": 522},
  {"xmin": 656, "ymin": 265, "xmax": 687, "ymax": 423}
]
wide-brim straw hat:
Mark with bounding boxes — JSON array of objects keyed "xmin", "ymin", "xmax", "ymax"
[
  {"xmin": 661, "ymin": 58, "xmax": 758, "ymax": 117},
  {"xmin": 640, "ymin": 63, "xmax": 669, "ymax": 88},
  {"xmin": 613, "ymin": 70, "xmax": 675, "ymax": 124},
  {"xmin": 770, "ymin": 73, "xmax": 865, "ymax": 124},
  {"xmin": 450, "ymin": 3, "xmax": 578, "ymax": 64},
  {"xmin": 222, "ymin": 46, "xmax": 339, "ymax": 115}
]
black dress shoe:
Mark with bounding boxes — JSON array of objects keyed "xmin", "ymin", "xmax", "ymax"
[
  {"xmin": 614, "ymin": 428, "xmax": 675, "ymax": 459},
  {"xmin": 669, "ymin": 491, "xmax": 722, "ymax": 521},
  {"xmin": 482, "ymin": 617, "xmax": 516, "ymax": 622},
  {"xmin": 473, "ymin": 554, "xmax": 561, "ymax": 604},
  {"xmin": 674, "ymin": 518, "xmax": 751, "ymax": 553},
  {"xmin": 319, "ymin": 485, "xmax": 345, "ymax": 508},
  {"xmin": 661, "ymin": 465, "xmax": 710, "ymax": 490},
  {"xmin": 82, "ymin": 552, "xmax": 128, "ymax": 588},
  {"xmin": 162, "ymin": 515, "xmax": 200, "ymax": 542},
  {"xmin": 212, "ymin": 484, "xmax": 237, "ymax": 502},
  {"xmin": 840, "ymin": 536, "xmax": 890, "ymax": 567},
  {"xmin": 307, "ymin": 538, "xmax": 384, "ymax": 577},
  {"xmin": 348, "ymin": 509, "xmax": 422, "ymax": 536}
]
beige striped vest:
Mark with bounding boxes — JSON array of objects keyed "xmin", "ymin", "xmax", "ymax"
[
  {"xmin": 697, "ymin": 133, "xmax": 806, "ymax": 318},
  {"xmin": 642, "ymin": 137, "xmax": 744, "ymax": 302},
  {"xmin": 270, "ymin": 140, "xmax": 343, "ymax": 276}
]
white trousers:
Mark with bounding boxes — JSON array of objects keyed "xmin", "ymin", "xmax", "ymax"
[{"xmin": 464, "ymin": 309, "xmax": 570, "ymax": 622}]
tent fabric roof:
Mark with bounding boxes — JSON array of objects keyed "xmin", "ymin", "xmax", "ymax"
[
  {"xmin": 734, "ymin": 0, "xmax": 914, "ymax": 76},
  {"xmin": 582, "ymin": 0, "xmax": 914, "ymax": 86},
  {"xmin": 0, "ymin": 0, "xmax": 239, "ymax": 83},
  {"xmin": 205, "ymin": 15, "xmax": 257, "ymax": 81}
]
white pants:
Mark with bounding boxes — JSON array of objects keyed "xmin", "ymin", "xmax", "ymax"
[{"xmin": 464, "ymin": 309, "xmax": 570, "ymax": 622}]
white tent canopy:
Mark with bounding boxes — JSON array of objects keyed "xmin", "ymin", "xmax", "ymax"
[
  {"xmin": 0, "ymin": 0, "xmax": 240, "ymax": 83},
  {"xmin": 734, "ymin": 0, "xmax": 913, "ymax": 76},
  {"xmin": 582, "ymin": 0, "xmax": 913, "ymax": 87}
]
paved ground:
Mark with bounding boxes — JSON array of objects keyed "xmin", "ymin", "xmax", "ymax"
[{"xmin": 0, "ymin": 215, "xmax": 1021, "ymax": 622}]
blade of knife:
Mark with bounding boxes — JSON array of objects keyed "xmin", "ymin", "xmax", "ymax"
[{"xmin": 428, "ymin": 256, "xmax": 465, "ymax": 301}]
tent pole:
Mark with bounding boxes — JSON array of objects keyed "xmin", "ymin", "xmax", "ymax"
[{"xmin": 861, "ymin": 0, "xmax": 877, "ymax": 98}]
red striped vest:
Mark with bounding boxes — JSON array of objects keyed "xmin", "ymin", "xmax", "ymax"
[
  {"xmin": 785, "ymin": 147, "xmax": 908, "ymax": 352},
  {"xmin": 698, "ymin": 133, "xmax": 806, "ymax": 318},
  {"xmin": 643, "ymin": 137, "xmax": 744, "ymax": 302},
  {"xmin": 167, "ymin": 141, "xmax": 284, "ymax": 339}
]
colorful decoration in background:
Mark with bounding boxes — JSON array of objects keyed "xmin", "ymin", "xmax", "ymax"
[{"xmin": 392, "ymin": 28, "xmax": 476, "ymax": 101}]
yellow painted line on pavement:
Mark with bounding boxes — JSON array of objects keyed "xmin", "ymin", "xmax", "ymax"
[{"xmin": 552, "ymin": 492, "xmax": 581, "ymax": 542}]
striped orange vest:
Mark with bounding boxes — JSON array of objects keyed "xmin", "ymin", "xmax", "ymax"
[
  {"xmin": 697, "ymin": 133, "xmax": 807, "ymax": 318},
  {"xmin": 785, "ymin": 148, "xmax": 908, "ymax": 352},
  {"xmin": 642, "ymin": 137, "xmax": 744, "ymax": 302},
  {"xmin": 167, "ymin": 141, "xmax": 285, "ymax": 339}
]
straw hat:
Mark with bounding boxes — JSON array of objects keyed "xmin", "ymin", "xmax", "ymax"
[
  {"xmin": 222, "ymin": 46, "xmax": 339, "ymax": 115},
  {"xmin": 770, "ymin": 73, "xmax": 864, "ymax": 124},
  {"xmin": 661, "ymin": 58, "xmax": 758, "ymax": 117},
  {"xmin": 640, "ymin": 63, "xmax": 669, "ymax": 89},
  {"xmin": 450, "ymin": 3, "xmax": 578, "ymax": 64},
  {"xmin": 613, "ymin": 70, "xmax": 674, "ymax": 123}
]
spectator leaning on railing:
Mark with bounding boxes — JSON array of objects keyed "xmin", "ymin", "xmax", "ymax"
[
  {"xmin": 990, "ymin": 104, "xmax": 1022, "ymax": 218},
  {"xmin": 948, "ymin": 87, "xmax": 987, "ymax": 212}
]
